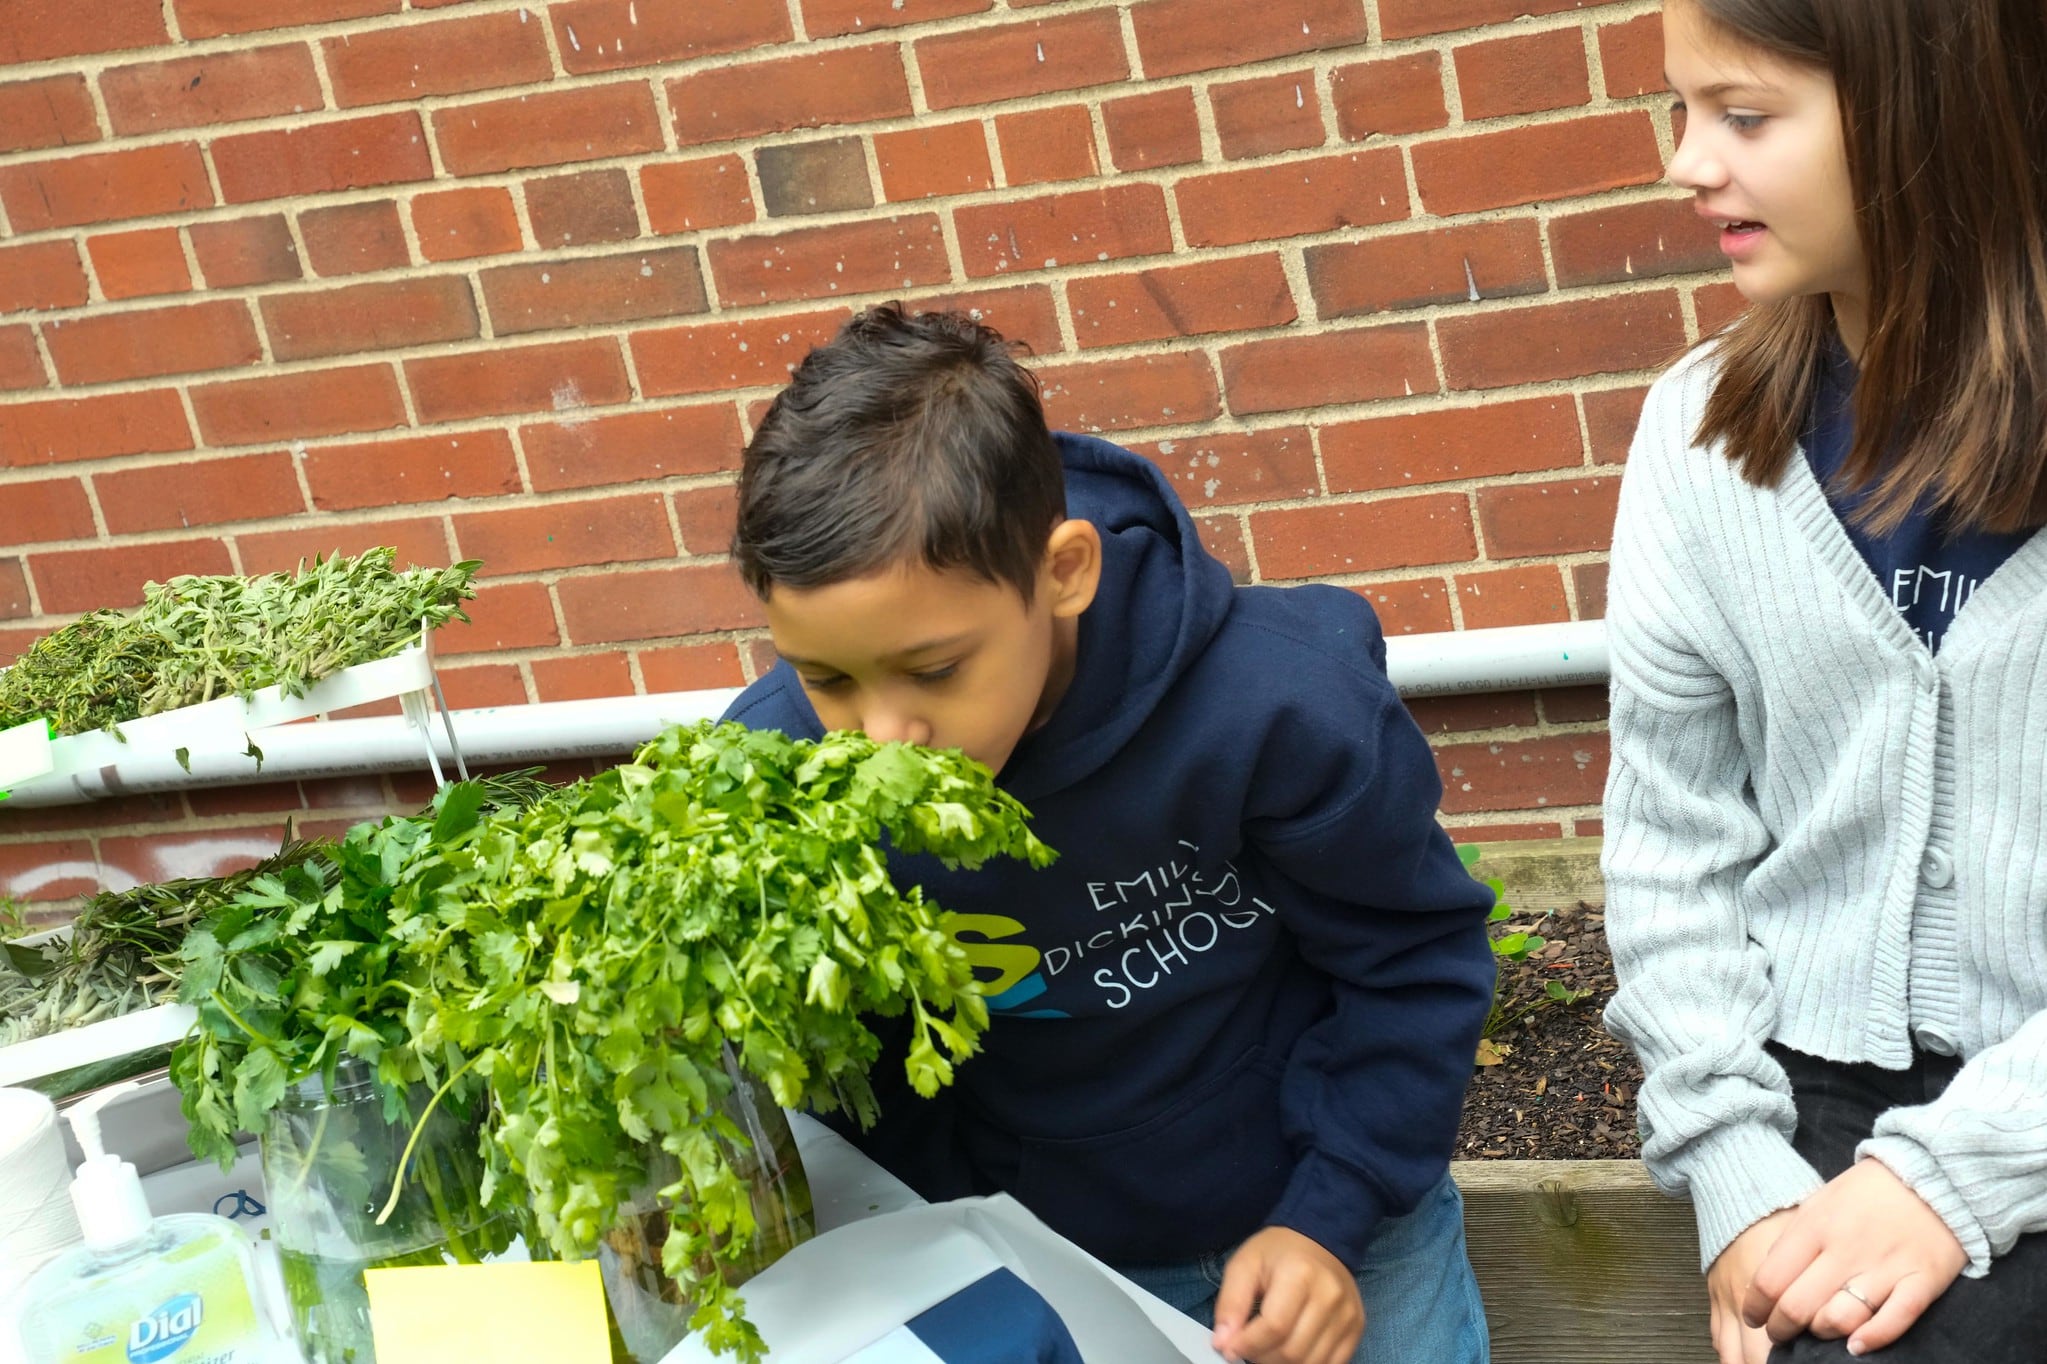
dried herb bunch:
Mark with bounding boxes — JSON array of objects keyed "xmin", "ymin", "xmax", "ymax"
[
  {"xmin": 0, "ymin": 839, "xmax": 325, "ymax": 1050},
  {"xmin": 0, "ymin": 548, "xmax": 479, "ymax": 737}
]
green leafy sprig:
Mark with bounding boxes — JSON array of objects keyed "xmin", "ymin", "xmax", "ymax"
[{"xmin": 0, "ymin": 548, "xmax": 479, "ymax": 737}]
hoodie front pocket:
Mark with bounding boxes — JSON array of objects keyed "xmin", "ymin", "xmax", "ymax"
[{"xmin": 1011, "ymin": 1044, "xmax": 1290, "ymax": 1261}]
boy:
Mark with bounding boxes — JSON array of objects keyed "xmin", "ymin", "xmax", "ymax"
[{"xmin": 722, "ymin": 305, "xmax": 1495, "ymax": 1364}]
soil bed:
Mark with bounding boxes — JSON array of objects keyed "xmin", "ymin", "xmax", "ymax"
[{"xmin": 1456, "ymin": 899, "xmax": 1644, "ymax": 1161}]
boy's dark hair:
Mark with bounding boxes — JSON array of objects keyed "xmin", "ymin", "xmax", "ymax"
[
  {"xmin": 1688, "ymin": 0, "xmax": 2047, "ymax": 535},
  {"xmin": 732, "ymin": 304, "xmax": 1065, "ymax": 602}
]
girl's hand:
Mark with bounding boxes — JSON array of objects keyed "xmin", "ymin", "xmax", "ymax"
[
  {"xmin": 1709, "ymin": 1212, "xmax": 1792, "ymax": 1364},
  {"xmin": 1212, "ymin": 1226, "xmax": 1364, "ymax": 1364},
  {"xmin": 1741, "ymin": 1159, "xmax": 1967, "ymax": 1355}
]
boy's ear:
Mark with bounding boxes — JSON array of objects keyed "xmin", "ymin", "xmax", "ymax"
[{"xmin": 1042, "ymin": 518, "xmax": 1102, "ymax": 619}]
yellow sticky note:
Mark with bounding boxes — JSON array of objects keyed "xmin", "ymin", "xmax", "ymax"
[{"xmin": 364, "ymin": 1261, "xmax": 613, "ymax": 1364}]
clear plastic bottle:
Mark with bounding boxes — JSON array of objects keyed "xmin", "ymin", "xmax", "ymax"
[{"xmin": 14, "ymin": 1082, "xmax": 281, "ymax": 1364}]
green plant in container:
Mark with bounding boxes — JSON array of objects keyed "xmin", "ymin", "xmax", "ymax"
[
  {"xmin": 171, "ymin": 774, "xmax": 556, "ymax": 1364},
  {"xmin": 400, "ymin": 721, "xmax": 1055, "ymax": 1362},
  {"xmin": 173, "ymin": 723, "xmax": 1052, "ymax": 1363}
]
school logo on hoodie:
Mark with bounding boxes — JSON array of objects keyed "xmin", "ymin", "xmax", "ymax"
[{"xmin": 951, "ymin": 842, "xmax": 1279, "ymax": 1018}]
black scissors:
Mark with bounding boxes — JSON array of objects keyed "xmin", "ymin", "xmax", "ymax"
[{"xmin": 213, "ymin": 1189, "xmax": 267, "ymax": 1220}]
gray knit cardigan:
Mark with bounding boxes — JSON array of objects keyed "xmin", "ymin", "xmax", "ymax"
[{"xmin": 1601, "ymin": 348, "xmax": 2047, "ymax": 1274}]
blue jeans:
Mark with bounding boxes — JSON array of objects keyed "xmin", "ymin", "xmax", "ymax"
[{"xmin": 1113, "ymin": 1174, "xmax": 1489, "ymax": 1363}]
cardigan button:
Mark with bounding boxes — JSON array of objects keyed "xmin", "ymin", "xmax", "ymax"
[
  {"xmin": 1915, "ymin": 1025, "xmax": 1959, "ymax": 1056},
  {"xmin": 1920, "ymin": 847, "xmax": 1955, "ymax": 888}
]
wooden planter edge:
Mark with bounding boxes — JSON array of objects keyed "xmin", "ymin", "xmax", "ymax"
[{"xmin": 1450, "ymin": 1157, "xmax": 1713, "ymax": 1364}]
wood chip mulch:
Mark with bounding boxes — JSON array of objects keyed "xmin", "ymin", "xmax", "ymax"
[{"xmin": 1455, "ymin": 899, "xmax": 1645, "ymax": 1161}]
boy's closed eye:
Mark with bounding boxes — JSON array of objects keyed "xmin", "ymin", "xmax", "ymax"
[
  {"xmin": 796, "ymin": 662, "xmax": 961, "ymax": 690},
  {"xmin": 798, "ymin": 671, "xmax": 853, "ymax": 692}
]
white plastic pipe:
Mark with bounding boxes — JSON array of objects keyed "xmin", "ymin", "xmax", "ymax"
[
  {"xmin": 3, "ymin": 622, "xmax": 1607, "ymax": 807},
  {"xmin": 1384, "ymin": 619, "xmax": 1608, "ymax": 698}
]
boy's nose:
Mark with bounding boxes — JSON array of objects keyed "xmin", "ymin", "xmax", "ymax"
[{"xmin": 862, "ymin": 707, "xmax": 933, "ymax": 748}]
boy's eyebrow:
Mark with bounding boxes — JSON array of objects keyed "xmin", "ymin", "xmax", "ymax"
[{"xmin": 782, "ymin": 632, "xmax": 977, "ymax": 670}]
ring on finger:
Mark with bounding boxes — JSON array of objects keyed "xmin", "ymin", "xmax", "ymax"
[{"xmin": 1835, "ymin": 1282, "xmax": 1874, "ymax": 1310}]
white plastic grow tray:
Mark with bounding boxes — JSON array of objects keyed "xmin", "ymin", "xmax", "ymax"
[
  {"xmin": 0, "ymin": 1000, "xmax": 195, "ymax": 1090},
  {"xmin": 0, "ymin": 918, "xmax": 197, "ymax": 1091},
  {"xmin": 1, "ymin": 632, "xmax": 469, "ymax": 805}
]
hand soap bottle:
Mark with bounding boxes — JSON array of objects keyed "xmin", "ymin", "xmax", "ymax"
[{"xmin": 15, "ymin": 1081, "xmax": 281, "ymax": 1364}]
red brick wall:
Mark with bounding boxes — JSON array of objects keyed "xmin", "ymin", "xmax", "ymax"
[{"xmin": 0, "ymin": 0, "xmax": 1726, "ymax": 906}]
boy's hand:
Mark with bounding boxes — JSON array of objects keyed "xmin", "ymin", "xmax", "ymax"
[
  {"xmin": 1708, "ymin": 1212, "xmax": 1790, "ymax": 1364},
  {"xmin": 1211, "ymin": 1226, "xmax": 1363, "ymax": 1364},
  {"xmin": 1740, "ymin": 1159, "xmax": 1966, "ymax": 1356}
]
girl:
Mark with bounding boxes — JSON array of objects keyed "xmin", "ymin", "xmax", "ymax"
[{"xmin": 1603, "ymin": 3, "xmax": 2047, "ymax": 1363}]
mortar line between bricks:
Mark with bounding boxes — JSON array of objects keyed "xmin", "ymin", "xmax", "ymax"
[
  {"xmin": 24, "ymin": 323, "xmax": 59, "ymax": 396},
  {"xmin": 543, "ymin": 578, "xmax": 573, "ymax": 654},
  {"xmin": 1443, "ymin": 520, "xmax": 1473, "ymax": 628},
  {"xmin": 304, "ymin": 32, "xmax": 342, "ymax": 118},
  {"xmin": 934, "ymin": 211, "xmax": 972, "ymax": 300},
  {"xmin": 1115, "ymin": 5, "xmax": 1144, "ymax": 86},
  {"xmin": 68, "ymin": 465, "xmax": 111, "ymax": 542},
  {"xmin": 228, "ymin": 321, "xmax": 281, "ymax": 399},
  {"xmin": 389, "ymin": 352, "xmax": 422, "ymax": 429},
  {"xmin": 1572, "ymin": 390, "xmax": 1603, "ymax": 473},
  {"xmin": 649, "ymin": 73, "xmax": 682, "ymax": 158},
  {"xmin": 617, "ymin": 328, "xmax": 647, "ymax": 404},
  {"xmin": 610, "ymin": 142, "xmax": 659, "ymax": 240},
  {"xmin": 1233, "ymin": 507, "xmax": 1265, "ymax": 583},
  {"xmin": 657, "ymin": 492, "xmax": 687, "ymax": 568},
  {"xmin": 900, "ymin": 34, "xmax": 932, "ymax": 120},
  {"xmin": 857, "ymin": 131, "xmax": 888, "ymax": 222},
  {"xmin": 535, "ymin": 4, "xmax": 571, "ymax": 82},
  {"xmin": 284, "ymin": 436, "xmax": 317, "ymax": 517},
  {"xmin": 163, "ymin": 225, "xmax": 208, "ymax": 302},
  {"xmin": 1577, "ymin": 15, "xmax": 1612, "ymax": 105},
  {"xmin": 78, "ymin": 62, "xmax": 118, "ymax": 149},
  {"xmin": 501, "ymin": 419, "xmax": 538, "ymax": 497}
]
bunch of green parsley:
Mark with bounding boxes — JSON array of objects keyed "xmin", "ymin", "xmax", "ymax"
[{"xmin": 172, "ymin": 722, "xmax": 1054, "ymax": 1361}]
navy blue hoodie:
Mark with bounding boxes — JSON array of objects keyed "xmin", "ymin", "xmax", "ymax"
[{"xmin": 724, "ymin": 433, "xmax": 1494, "ymax": 1268}]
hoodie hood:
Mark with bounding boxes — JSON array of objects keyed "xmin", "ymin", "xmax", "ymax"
[{"xmin": 997, "ymin": 433, "xmax": 1236, "ymax": 801}]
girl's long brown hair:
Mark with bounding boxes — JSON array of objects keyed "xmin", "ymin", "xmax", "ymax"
[{"xmin": 1690, "ymin": 0, "xmax": 2047, "ymax": 535}]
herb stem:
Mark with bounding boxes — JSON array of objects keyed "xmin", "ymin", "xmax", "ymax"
[
  {"xmin": 208, "ymin": 990, "xmax": 282, "ymax": 1050},
  {"xmin": 375, "ymin": 1051, "xmax": 481, "ymax": 1226}
]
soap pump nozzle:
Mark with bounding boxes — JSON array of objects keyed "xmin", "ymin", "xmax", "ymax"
[{"xmin": 60, "ymin": 1079, "xmax": 154, "ymax": 1253}]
